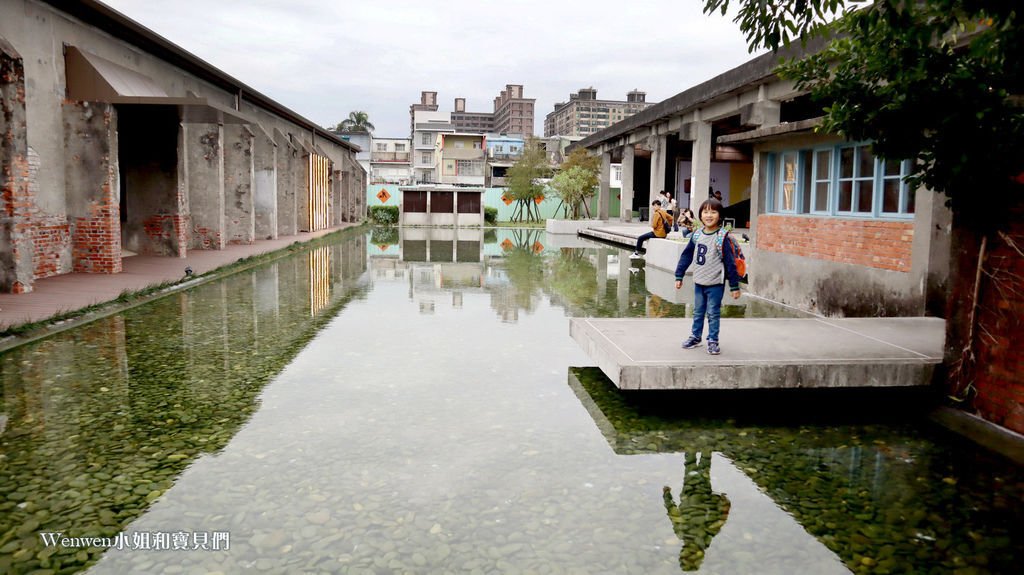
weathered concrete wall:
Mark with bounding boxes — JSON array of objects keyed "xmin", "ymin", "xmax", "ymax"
[
  {"xmin": 224, "ymin": 124, "xmax": 254, "ymax": 244},
  {"xmin": 753, "ymin": 244, "xmax": 924, "ymax": 317},
  {"xmin": 253, "ymin": 128, "xmax": 277, "ymax": 239},
  {"xmin": 63, "ymin": 101, "xmax": 120, "ymax": 274},
  {"xmin": 185, "ymin": 122, "xmax": 225, "ymax": 249},
  {"xmin": 0, "ymin": 36, "xmax": 34, "ymax": 292},
  {"xmin": 275, "ymin": 130, "xmax": 297, "ymax": 236}
]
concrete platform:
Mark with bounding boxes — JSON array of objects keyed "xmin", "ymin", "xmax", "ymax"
[
  {"xmin": 570, "ymin": 317, "xmax": 945, "ymax": 390},
  {"xmin": 578, "ymin": 222, "xmax": 751, "ymax": 274}
]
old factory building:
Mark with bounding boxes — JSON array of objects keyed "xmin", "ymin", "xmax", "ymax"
[{"xmin": 0, "ymin": 0, "xmax": 366, "ymax": 294}]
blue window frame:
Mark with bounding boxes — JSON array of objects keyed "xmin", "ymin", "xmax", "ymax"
[{"xmin": 766, "ymin": 143, "xmax": 914, "ymax": 219}]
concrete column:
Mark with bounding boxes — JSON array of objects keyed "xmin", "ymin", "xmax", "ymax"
[
  {"xmin": 690, "ymin": 121, "xmax": 713, "ymax": 212},
  {"xmin": 298, "ymin": 151, "xmax": 311, "ymax": 232},
  {"xmin": 913, "ymin": 183, "xmax": 953, "ymax": 316},
  {"xmin": 274, "ymin": 131, "xmax": 297, "ymax": 236},
  {"xmin": 599, "ymin": 151, "xmax": 612, "ymax": 220},
  {"xmin": 184, "ymin": 123, "xmax": 225, "ymax": 249},
  {"xmin": 649, "ymin": 133, "xmax": 667, "ymax": 204},
  {"xmin": 339, "ymin": 170, "xmax": 351, "ymax": 223},
  {"xmin": 224, "ymin": 125, "xmax": 255, "ymax": 244},
  {"xmin": 620, "ymin": 145, "xmax": 635, "ymax": 222},
  {"xmin": 0, "ymin": 39, "xmax": 35, "ymax": 293},
  {"xmin": 331, "ymin": 169, "xmax": 343, "ymax": 226},
  {"xmin": 253, "ymin": 129, "xmax": 277, "ymax": 239},
  {"xmin": 64, "ymin": 101, "xmax": 121, "ymax": 273},
  {"xmin": 353, "ymin": 164, "xmax": 365, "ymax": 222}
]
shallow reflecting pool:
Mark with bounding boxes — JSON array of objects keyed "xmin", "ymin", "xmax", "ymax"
[{"xmin": 0, "ymin": 227, "xmax": 1021, "ymax": 574}]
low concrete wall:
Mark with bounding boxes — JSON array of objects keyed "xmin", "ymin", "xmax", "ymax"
[
  {"xmin": 644, "ymin": 238, "xmax": 687, "ymax": 274},
  {"xmin": 546, "ymin": 219, "xmax": 601, "ymax": 235}
]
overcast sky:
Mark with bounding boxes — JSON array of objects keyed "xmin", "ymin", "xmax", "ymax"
[{"xmin": 100, "ymin": 0, "xmax": 761, "ymax": 138}]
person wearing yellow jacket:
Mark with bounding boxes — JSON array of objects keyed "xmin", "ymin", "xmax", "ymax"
[{"xmin": 631, "ymin": 200, "xmax": 672, "ymax": 258}]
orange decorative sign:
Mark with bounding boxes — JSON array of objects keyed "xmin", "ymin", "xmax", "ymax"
[
  {"xmin": 501, "ymin": 194, "xmax": 514, "ymax": 206},
  {"xmin": 376, "ymin": 189, "xmax": 391, "ymax": 203},
  {"xmin": 532, "ymin": 241, "xmax": 544, "ymax": 254},
  {"xmin": 533, "ymin": 195, "xmax": 544, "ymax": 205},
  {"xmin": 500, "ymin": 238, "xmax": 514, "ymax": 251},
  {"xmin": 377, "ymin": 244, "xmax": 390, "ymax": 252}
]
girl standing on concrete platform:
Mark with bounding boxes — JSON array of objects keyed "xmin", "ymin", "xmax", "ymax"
[{"xmin": 673, "ymin": 198, "xmax": 741, "ymax": 355}]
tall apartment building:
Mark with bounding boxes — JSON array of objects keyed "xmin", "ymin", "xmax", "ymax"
[
  {"xmin": 412, "ymin": 110, "xmax": 455, "ymax": 184},
  {"xmin": 423, "ymin": 84, "xmax": 535, "ymax": 137},
  {"xmin": 543, "ymin": 88, "xmax": 653, "ymax": 137},
  {"xmin": 451, "ymin": 97, "xmax": 494, "ymax": 133},
  {"xmin": 409, "ymin": 91, "xmax": 439, "ymax": 136},
  {"xmin": 492, "ymin": 84, "xmax": 534, "ymax": 136}
]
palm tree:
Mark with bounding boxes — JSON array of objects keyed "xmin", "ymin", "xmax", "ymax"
[{"xmin": 335, "ymin": 111, "xmax": 375, "ymax": 133}]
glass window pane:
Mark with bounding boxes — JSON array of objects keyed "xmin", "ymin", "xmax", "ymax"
[
  {"xmin": 858, "ymin": 146, "xmax": 874, "ymax": 177},
  {"xmin": 883, "ymin": 159, "xmax": 901, "ymax": 177},
  {"xmin": 783, "ymin": 184, "xmax": 796, "ymax": 211},
  {"xmin": 840, "ymin": 148, "xmax": 854, "ymax": 178},
  {"xmin": 906, "ymin": 186, "xmax": 916, "ymax": 214},
  {"xmin": 882, "ymin": 179, "xmax": 900, "ymax": 212},
  {"xmin": 800, "ymin": 152, "xmax": 813, "ymax": 214},
  {"xmin": 838, "ymin": 181, "xmax": 853, "ymax": 211},
  {"xmin": 783, "ymin": 153, "xmax": 797, "ymax": 181},
  {"xmin": 857, "ymin": 181, "xmax": 874, "ymax": 212},
  {"xmin": 815, "ymin": 182, "xmax": 829, "ymax": 211},
  {"xmin": 816, "ymin": 150, "xmax": 831, "ymax": 179}
]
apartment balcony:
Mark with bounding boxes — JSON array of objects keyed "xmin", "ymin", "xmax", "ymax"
[
  {"xmin": 489, "ymin": 176, "xmax": 509, "ymax": 187},
  {"xmin": 442, "ymin": 148, "xmax": 485, "ymax": 161},
  {"xmin": 489, "ymin": 152, "xmax": 522, "ymax": 161},
  {"xmin": 440, "ymin": 174, "xmax": 485, "ymax": 186},
  {"xmin": 371, "ymin": 151, "xmax": 411, "ymax": 163}
]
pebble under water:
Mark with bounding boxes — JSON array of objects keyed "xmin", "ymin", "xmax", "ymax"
[{"xmin": 0, "ymin": 227, "xmax": 1021, "ymax": 575}]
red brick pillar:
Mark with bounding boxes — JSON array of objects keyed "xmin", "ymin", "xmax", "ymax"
[{"xmin": 0, "ymin": 37, "xmax": 35, "ymax": 293}]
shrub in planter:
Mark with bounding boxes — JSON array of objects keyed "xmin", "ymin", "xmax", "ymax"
[
  {"xmin": 485, "ymin": 206, "xmax": 498, "ymax": 225},
  {"xmin": 368, "ymin": 205, "xmax": 399, "ymax": 225}
]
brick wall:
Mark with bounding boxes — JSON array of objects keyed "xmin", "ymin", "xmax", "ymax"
[
  {"xmin": 73, "ymin": 199, "xmax": 121, "ymax": 274},
  {"xmin": 970, "ymin": 213, "xmax": 1024, "ymax": 434},
  {"xmin": 758, "ymin": 215, "xmax": 914, "ymax": 272},
  {"xmin": 32, "ymin": 216, "xmax": 70, "ymax": 278}
]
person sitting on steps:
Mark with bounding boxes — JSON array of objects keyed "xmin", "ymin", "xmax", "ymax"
[{"xmin": 631, "ymin": 200, "xmax": 671, "ymax": 258}]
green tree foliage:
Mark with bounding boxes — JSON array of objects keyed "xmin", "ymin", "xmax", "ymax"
[
  {"xmin": 550, "ymin": 166, "xmax": 597, "ymax": 220},
  {"xmin": 506, "ymin": 137, "xmax": 552, "ymax": 222},
  {"xmin": 703, "ymin": 0, "xmax": 1023, "ymax": 230},
  {"xmin": 335, "ymin": 111, "xmax": 375, "ymax": 133},
  {"xmin": 561, "ymin": 147, "xmax": 601, "ymax": 183}
]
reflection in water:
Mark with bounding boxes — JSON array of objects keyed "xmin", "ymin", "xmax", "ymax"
[
  {"xmin": 308, "ymin": 246, "xmax": 331, "ymax": 316},
  {"xmin": 0, "ymin": 234, "xmax": 367, "ymax": 574},
  {"xmin": 569, "ymin": 367, "xmax": 1024, "ymax": 575},
  {"xmin": 3, "ymin": 229, "xmax": 1022, "ymax": 575},
  {"xmin": 662, "ymin": 452, "xmax": 731, "ymax": 572}
]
